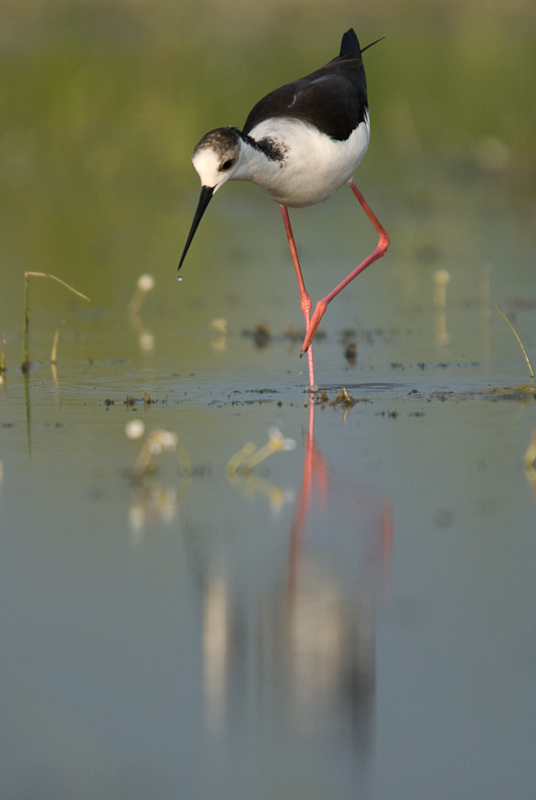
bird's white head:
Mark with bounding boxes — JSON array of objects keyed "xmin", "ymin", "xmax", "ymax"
[
  {"xmin": 192, "ymin": 127, "xmax": 243, "ymax": 193},
  {"xmin": 178, "ymin": 127, "xmax": 243, "ymax": 272}
]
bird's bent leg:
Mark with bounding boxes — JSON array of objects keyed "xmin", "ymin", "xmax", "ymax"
[
  {"xmin": 280, "ymin": 206, "xmax": 312, "ymax": 319},
  {"xmin": 300, "ymin": 180, "xmax": 390, "ymax": 355},
  {"xmin": 280, "ymin": 206, "xmax": 316, "ymax": 388}
]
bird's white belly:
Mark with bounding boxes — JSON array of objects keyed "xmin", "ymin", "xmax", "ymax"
[{"xmin": 245, "ymin": 115, "xmax": 370, "ymax": 208}]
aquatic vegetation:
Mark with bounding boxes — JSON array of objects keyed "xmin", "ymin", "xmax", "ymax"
[
  {"xmin": 494, "ymin": 301, "xmax": 534, "ymax": 382},
  {"xmin": 226, "ymin": 426, "xmax": 296, "ymax": 476},
  {"xmin": 129, "ymin": 426, "xmax": 183, "ymax": 481},
  {"xmin": 21, "ymin": 272, "xmax": 90, "ymax": 374}
]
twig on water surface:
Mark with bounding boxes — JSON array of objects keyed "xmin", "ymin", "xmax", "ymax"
[
  {"xmin": 494, "ymin": 302, "xmax": 534, "ymax": 382},
  {"xmin": 21, "ymin": 272, "xmax": 90, "ymax": 374}
]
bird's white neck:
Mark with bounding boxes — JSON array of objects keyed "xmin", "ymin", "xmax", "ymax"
[{"xmin": 231, "ymin": 128, "xmax": 287, "ymax": 183}]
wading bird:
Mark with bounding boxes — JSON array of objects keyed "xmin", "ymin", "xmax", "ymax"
[{"xmin": 178, "ymin": 28, "xmax": 389, "ymax": 388}]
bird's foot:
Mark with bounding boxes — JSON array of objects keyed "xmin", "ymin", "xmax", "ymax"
[{"xmin": 300, "ymin": 301, "xmax": 326, "ymax": 355}]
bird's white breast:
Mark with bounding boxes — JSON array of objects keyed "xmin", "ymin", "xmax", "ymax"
[{"xmin": 241, "ymin": 114, "xmax": 370, "ymax": 208}]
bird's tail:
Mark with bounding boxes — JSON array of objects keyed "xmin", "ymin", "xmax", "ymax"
[
  {"xmin": 340, "ymin": 28, "xmax": 385, "ymax": 57},
  {"xmin": 340, "ymin": 28, "xmax": 360, "ymax": 57}
]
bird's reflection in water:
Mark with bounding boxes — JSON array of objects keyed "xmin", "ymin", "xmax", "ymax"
[
  {"xmin": 282, "ymin": 400, "xmax": 391, "ymax": 749},
  {"xmin": 203, "ymin": 397, "xmax": 392, "ymax": 764}
]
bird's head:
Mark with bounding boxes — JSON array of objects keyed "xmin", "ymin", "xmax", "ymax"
[
  {"xmin": 178, "ymin": 127, "xmax": 243, "ymax": 272},
  {"xmin": 192, "ymin": 127, "xmax": 242, "ymax": 190}
]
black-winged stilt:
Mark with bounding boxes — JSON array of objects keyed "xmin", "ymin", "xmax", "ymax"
[{"xmin": 178, "ymin": 28, "xmax": 389, "ymax": 388}]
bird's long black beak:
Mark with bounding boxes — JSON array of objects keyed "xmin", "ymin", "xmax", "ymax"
[{"xmin": 178, "ymin": 185, "xmax": 214, "ymax": 271}]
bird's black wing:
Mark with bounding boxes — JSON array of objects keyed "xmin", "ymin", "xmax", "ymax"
[{"xmin": 242, "ymin": 31, "xmax": 368, "ymax": 142}]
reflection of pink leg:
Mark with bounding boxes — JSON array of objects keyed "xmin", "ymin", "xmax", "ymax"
[
  {"xmin": 288, "ymin": 400, "xmax": 328, "ymax": 599},
  {"xmin": 288, "ymin": 398, "xmax": 393, "ymax": 606},
  {"xmin": 301, "ymin": 179, "xmax": 390, "ymax": 355},
  {"xmin": 280, "ymin": 206, "xmax": 316, "ymax": 388},
  {"xmin": 288, "ymin": 399, "xmax": 314, "ymax": 599}
]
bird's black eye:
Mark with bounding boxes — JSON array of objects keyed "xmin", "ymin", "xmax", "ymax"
[{"xmin": 219, "ymin": 159, "xmax": 234, "ymax": 171}]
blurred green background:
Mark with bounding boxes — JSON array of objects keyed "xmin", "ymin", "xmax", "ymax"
[{"xmin": 1, "ymin": 0, "xmax": 535, "ymax": 336}]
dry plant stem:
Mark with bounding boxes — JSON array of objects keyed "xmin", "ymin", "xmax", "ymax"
[
  {"xmin": 127, "ymin": 290, "xmax": 143, "ymax": 317},
  {"xmin": 51, "ymin": 329, "xmax": 60, "ymax": 363},
  {"xmin": 132, "ymin": 442, "xmax": 154, "ymax": 480},
  {"xmin": 21, "ymin": 272, "xmax": 90, "ymax": 373},
  {"xmin": 22, "ymin": 273, "xmax": 31, "ymax": 372},
  {"xmin": 237, "ymin": 441, "xmax": 277, "ymax": 472},
  {"xmin": 0, "ymin": 333, "xmax": 6, "ymax": 374},
  {"xmin": 494, "ymin": 302, "xmax": 534, "ymax": 380},
  {"xmin": 226, "ymin": 442, "xmax": 257, "ymax": 476}
]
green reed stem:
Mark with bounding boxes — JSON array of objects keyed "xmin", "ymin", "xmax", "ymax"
[
  {"xmin": 494, "ymin": 301, "xmax": 534, "ymax": 380},
  {"xmin": 21, "ymin": 272, "xmax": 90, "ymax": 374}
]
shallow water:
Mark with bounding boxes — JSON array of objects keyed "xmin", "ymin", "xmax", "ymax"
[{"xmin": 2, "ymin": 237, "xmax": 536, "ymax": 798}]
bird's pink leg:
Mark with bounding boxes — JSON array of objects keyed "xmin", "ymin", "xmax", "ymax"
[
  {"xmin": 300, "ymin": 179, "xmax": 390, "ymax": 355},
  {"xmin": 280, "ymin": 206, "xmax": 316, "ymax": 388}
]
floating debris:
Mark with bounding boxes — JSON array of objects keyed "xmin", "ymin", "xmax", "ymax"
[
  {"xmin": 344, "ymin": 341, "xmax": 357, "ymax": 365},
  {"xmin": 253, "ymin": 323, "xmax": 271, "ymax": 348},
  {"xmin": 330, "ymin": 387, "xmax": 357, "ymax": 408},
  {"xmin": 328, "ymin": 387, "xmax": 365, "ymax": 419}
]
